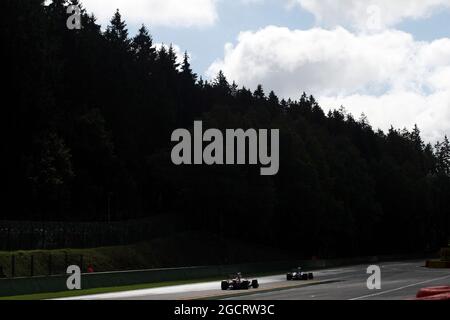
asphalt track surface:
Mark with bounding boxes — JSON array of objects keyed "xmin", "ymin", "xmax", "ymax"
[{"xmin": 61, "ymin": 260, "xmax": 450, "ymax": 300}]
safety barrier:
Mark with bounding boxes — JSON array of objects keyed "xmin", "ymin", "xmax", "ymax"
[
  {"xmin": 416, "ymin": 286, "xmax": 450, "ymax": 299},
  {"xmin": 416, "ymin": 293, "xmax": 450, "ymax": 300}
]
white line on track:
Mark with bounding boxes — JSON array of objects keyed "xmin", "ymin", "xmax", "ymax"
[{"xmin": 350, "ymin": 274, "xmax": 450, "ymax": 300}]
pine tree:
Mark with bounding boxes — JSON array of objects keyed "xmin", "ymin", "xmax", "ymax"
[
  {"xmin": 168, "ymin": 44, "xmax": 180, "ymax": 71},
  {"xmin": 214, "ymin": 71, "xmax": 230, "ymax": 90},
  {"xmin": 132, "ymin": 25, "xmax": 156, "ymax": 66},
  {"xmin": 105, "ymin": 9, "xmax": 130, "ymax": 51},
  {"xmin": 181, "ymin": 51, "xmax": 197, "ymax": 83},
  {"xmin": 410, "ymin": 124, "xmax": 424, "ymax": 151},
  {"xmin": 358, "ymin": 113, "xmax": 371, "ymax": 130},
  {"xmin": 253, "ymin": 84, "xmax": 265, "ymax": 100},
  {"xmin": 268, "ymin": 91, "xmax": 279, "ymax": 106},
  {"xmin": 157, "ymin": 43, "xmax": 168, "ymax": 61},
  {"xmin": 46, "ymin": 0, "xmax": 70, "ymax": 34},
  {"xmin": 231, "ymin": 81, "xmax": 239, "ymax": 97},
  {"xmin": 436, "ymin": 136, "xmax": 450, "ymax": 175}
]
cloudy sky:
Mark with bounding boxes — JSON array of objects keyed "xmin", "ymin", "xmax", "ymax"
[{"xmin": 79, "ymin": 0, "xmax": 450, "ymax": 142}]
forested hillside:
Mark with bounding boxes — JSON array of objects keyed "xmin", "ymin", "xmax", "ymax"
[{"xmin": 1, "ymin": 0, "xmax": 449, "ymax": 257}]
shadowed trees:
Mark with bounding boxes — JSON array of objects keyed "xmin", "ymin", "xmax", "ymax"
[{"xmin": 1, "ymin": 0, "xmax": 449, "ymax": 256}]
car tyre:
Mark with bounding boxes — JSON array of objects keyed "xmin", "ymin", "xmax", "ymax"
[{"xmin": 221, "ymin": 281, "xmax": 229, "ymax": 291}]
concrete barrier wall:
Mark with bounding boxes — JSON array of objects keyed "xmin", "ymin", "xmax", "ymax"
[
  {"xmin": 0, "ymin": 262, "xmax": 295, "ymax": 297},
  {"xmin": 0, "ymin": 254, "xmax": 422, "ymax": 297}
]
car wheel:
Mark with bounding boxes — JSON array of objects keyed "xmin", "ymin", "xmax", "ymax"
[
  {"xmin": 287, "ymin": 274, "xmax": 293, "ymax": 281},
  {"xmin": 308, "ymin": 273, "xmax": 314, "ymax": 280},
  {"xmin": 221, "ymin": 281, "xmax": 229, "ymax": 290},
  {"xmin": 252, "ymin": 280, "xmax": 259, "ymax": 289}
]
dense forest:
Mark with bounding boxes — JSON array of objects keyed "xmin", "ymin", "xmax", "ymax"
[{"xmin": 1, "ymin": 0, "xmax": 449, "ymax": 257}]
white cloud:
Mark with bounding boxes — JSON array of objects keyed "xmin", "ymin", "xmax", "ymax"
[
  {"xmin": 80, "ymin": 0, "xmax": 218, "ymax": 28},
  {"xmin": 241, "ymin": 0, "xmax": 265, "ymax": 4},
  {"xmin": 291, "ymin": 0, "xmax": 450, "ymax": 31},
  {"xmin": 207, "ymin": 26, "xmax": 450, "ymax": 142}
]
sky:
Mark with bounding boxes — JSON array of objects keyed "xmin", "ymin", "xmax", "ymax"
[{"xmin": 78, "ymin": 0, "xmax": 450, "ymax": 142}]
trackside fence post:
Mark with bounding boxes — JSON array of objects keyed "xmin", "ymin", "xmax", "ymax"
[
  {"xmin": 48, "ymin": 254, "xmax": 52, "ymax": 276},
  {"xmin": 30, "ymin": 255, "xmax": 34, "ymax": 277},
  {"xmin": 11, "ymin": 255, "xmax": 15, "ymax": 278}
]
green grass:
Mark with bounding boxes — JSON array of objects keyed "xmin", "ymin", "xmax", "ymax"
[
  {"xmin": 0, "ymin": 232, "xmax": 295, "ymax": 299},
  {"xmin": 0, "ymin": 278, "xmax": 218, "ymax": 300}
]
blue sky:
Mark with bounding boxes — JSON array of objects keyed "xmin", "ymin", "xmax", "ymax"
[
  {"xmin": 145, "ymin": 1, "xmax": 450, "ymax": 74},
  {"xmin": 80, "ymin": 0, "xmax": 450, "ymax": 79},
  {"xmin": 79, "ymin": 0, "xmax": 450, "ymax": 142},
  {"xmin": 149, "ymin": 0, "xmax": 316, "ymax": 73},
  {"xmin": 84, "ymin": 0, "xmax": 450, "ymax": 76},
  {"xmin": 398, "ymin": 9, "xmax": 450, "ymax": 40}
]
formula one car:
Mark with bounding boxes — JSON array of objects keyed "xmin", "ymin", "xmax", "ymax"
[
  {"xmin": 286, "ymin": 267, "xmax": 314, "ymax": 281},
  {"xmin": 221, "ymin": 273, "xmax": 260, "ymax": 290}
]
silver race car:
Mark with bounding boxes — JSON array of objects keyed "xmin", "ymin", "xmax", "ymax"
[{"xmin": 286, "ymin": 267, "xmax": 314, "ymax": 281}]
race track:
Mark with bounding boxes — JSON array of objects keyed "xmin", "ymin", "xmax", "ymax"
[
  {"xmin": 227, "ymin": 261, "xmax": 450, "ymax": 300},
  {"xmin": 60, "ymin": 260, "xmax": 450, "ymax": 300}
]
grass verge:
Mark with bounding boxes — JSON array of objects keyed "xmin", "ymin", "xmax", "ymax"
[
  {"xmin": 0, "ymin": 232, "xmax": 294, "ymax": 278},
  {"xmin": 0, "ymin": 277, "xmax": 222, "ymax": 300}
]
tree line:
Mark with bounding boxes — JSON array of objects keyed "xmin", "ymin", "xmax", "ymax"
[{"xmin": 1, "ymin": 0, "xmax": 449, "ymax": 257}]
